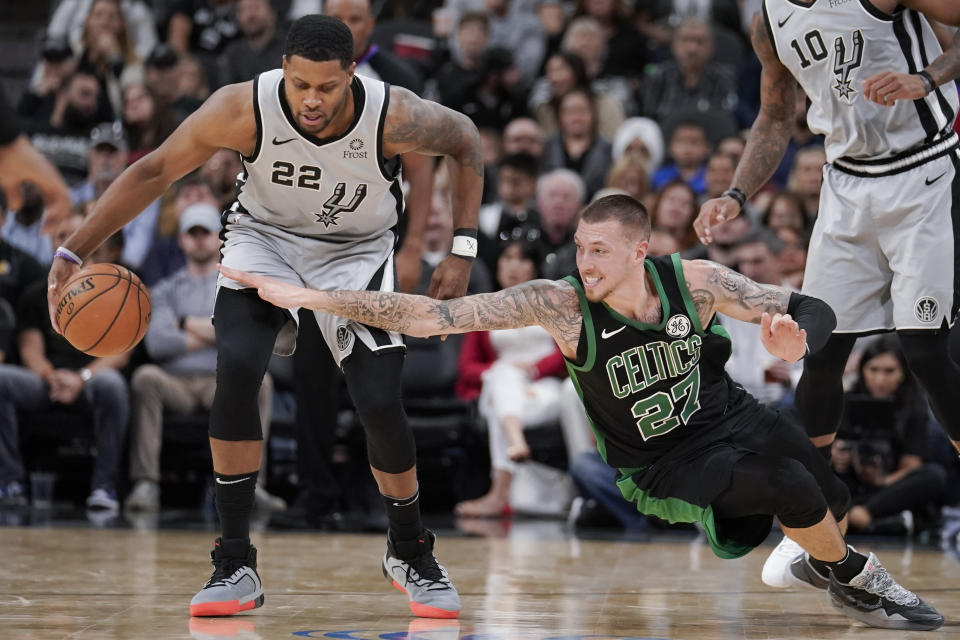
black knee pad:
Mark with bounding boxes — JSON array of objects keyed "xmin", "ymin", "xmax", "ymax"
[
  {"xmin": 209, "ymin": 288, "xmax": 286, "ymax": 441},
  {"xmin": 343, "ymin": 346, "xmax": 416, "ymax": 474},
  {"xmin": 769, "ymin": 457, "xmax": 831, "ymax": 529}
]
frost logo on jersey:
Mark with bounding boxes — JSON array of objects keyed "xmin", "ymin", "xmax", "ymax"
[
  {"xmin": 833, "ymin": 30, "xmax": 864, "ymax": 103},
  {"xmin": 666, "ymin": 314, "xmax": 691, "ymax": 338},
  {"xmin": 344, "ymin": 138, "xmax": 367, "ymax": 159},
  {"xmin": 315, "ymin": 182, "xmax": 369, "ymax": 227},
  {"xmin": 915, "ymin": 297, "xmax": 939, "ymax": 323}
]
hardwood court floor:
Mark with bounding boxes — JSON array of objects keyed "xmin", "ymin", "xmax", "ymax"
[{"xmin": 1, "ymin": 524, "xmax": 959, "ymax": 640}]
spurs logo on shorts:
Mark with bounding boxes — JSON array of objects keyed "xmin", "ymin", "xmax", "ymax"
[
  {"xmin": 915, "ymin": 297, "xmax": 939, "ymax": 323},
  {"xmin": 336, "ymin": 325, "xmax": 352, "ymax": 351},
  {"xmin": 666, "ymin": 314, "xmax": 691, "ymax": 338}
]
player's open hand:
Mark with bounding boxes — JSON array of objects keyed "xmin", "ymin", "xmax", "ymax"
[
  {"xmin": 760, "ymin": 312, "xmax": 807, "ymax": 363},
  {"xmin": 694, "ymin": 196, "xmax": 741, "ymax": 245},
  {"xmin": 428, "ymin": 255, "xmax": 471, "ymax": 300},
  {"xmin": 863, "ymin": 71, "xmax": 927, "ymax": 106},
  {"xmin": 219, "ymin": 265, "xmax": 307, "ymax": 309}
]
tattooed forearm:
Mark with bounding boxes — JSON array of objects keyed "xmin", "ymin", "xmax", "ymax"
[
  {"xmin": 707, "ymin": 264, "xmax": 790, "ymax": 323},
  {"xmin": 690, "ymin": 288, "xmax": 716, "ymax": 329},
  {"xmin": 926, "ymin": 28, "xmax": 960, "ymax": 87},
  {"xmin": 317, "ymin": 280, "xmax": 582, "ymax": 348},
  {"xmin": 733, "ymin": 14, "xmax": 795, "ymax": 197},
  {"xmin": 385, "ymin": 88, "xmax": 484, "ymax": 176}
]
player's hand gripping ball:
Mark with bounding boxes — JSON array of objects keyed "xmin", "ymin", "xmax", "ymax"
[{"xmin": 55, "ymin": 263, "xmax": 151, "ymax": 356}]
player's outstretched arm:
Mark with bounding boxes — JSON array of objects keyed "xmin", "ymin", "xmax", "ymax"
[
  {"xmin": 219, "ymin": 265, "xmax": 583, "ymax": 351},
  {"xmin": 383, "ymin": 87, "xmax": 483, "ymax": 300},
  {"xmin": 694, "ymin": 13, "xmax": 796, "ymax": 245},
  {"xmin": 682, "ymin": 259, "xmax": 836, "ymax": 362},
  {"xmin": 864, "ymin": 7, "xmax": 960, "ymax": 104}
]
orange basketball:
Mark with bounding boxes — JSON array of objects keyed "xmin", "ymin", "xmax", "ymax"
[{"xmin": 56, "ymin": 263, "xmax": 151, "ymax": 357}]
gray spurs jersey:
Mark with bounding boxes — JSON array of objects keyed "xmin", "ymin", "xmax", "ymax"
[
  {"xmin": 762, "ymin": 0, "xmax": 958, "ymax": 162},
  {"xmin": 235, "ymin": 69, "xmax": 403, "ymax": 240}
]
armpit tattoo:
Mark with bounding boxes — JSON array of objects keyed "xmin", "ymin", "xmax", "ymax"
[
  {"xmin": 708, "ymin": 264, "xmax": 789, "ymax": 323},
  {"xmin": 689, "ymin": 288, "xmax": 716, "ymax": 328}
]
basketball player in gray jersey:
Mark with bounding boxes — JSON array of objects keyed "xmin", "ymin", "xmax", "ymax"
[
  {"xmin": 696, "ymin": 1, "xmax": 960, "ymax": 591},
  {"xmin": 46, "ymin": 15, "xmax": 481, "ymax": 619}
]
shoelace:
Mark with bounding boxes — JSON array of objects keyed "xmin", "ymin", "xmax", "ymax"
[
  {"xmin": 404, "ymin": 553, "xmax": 450, "ymax": 589},
  {"xmin": 205, "ymin": 554, "xmax": 249, "ymax": 588},
  {"xmin": 861, "ymin": 562, "xmax": 920, "ymax": 607}
]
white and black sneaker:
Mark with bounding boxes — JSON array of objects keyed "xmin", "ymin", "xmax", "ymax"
[
  {"xmin": 788, "ymin": 553, "xmax": 831, "ymax": 590},
  {"xmin": 382, "ymin": 529, "xmax": 460, "ymax": 618},
  {"xmin": 827, "ymin": 552, "xmax": 943, "ymax": 631},
  {"xmin": 190, "ymin": 538, "xmax": 264, "ymax": 617}
]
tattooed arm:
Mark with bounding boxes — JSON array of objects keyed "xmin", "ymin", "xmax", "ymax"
[
  {"xmin": 219, "ymin": 266, "xmax": 584, "ymax": 358},
  {"xmin": 694, "ymin": 13, "xmax": 796, "ymax": 244},
  {"xmin": 382, "ymin": 87, "xmax": 483, "ymax": 299},
  {"xmin": 682, "ymin": 259, "xmax": 791, "ymax": 328},
  {"xmin": 682, "ymin": 260, "xmax": 815, "ymax": 362}
]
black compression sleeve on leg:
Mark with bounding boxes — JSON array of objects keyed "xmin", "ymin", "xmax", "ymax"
[
  {"xmin": 899, "ymin": 330, "xmax": 960, "ymax": 441},
  {"xmin": 788, "ymin": 292, "xmax": 837, "ymax": 356},
  {"xmin": 795, "ymin": 333, "xmax": 857, "ymax": 439},
  {"xmin": 215, "ymin": 471, "xmax": 258, "ymax": 550}
]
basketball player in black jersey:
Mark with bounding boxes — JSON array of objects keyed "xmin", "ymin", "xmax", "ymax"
[{"xmin": 223, "ymin": 194, "xmax": 943, "ymax": 631}]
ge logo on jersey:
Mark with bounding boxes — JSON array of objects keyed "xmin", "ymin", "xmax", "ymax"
[
  {"xmin": 666, "ymin": 315, "xmax": 691, "ymax": 338},
  {"xmin": 915, "ymin": 297, "xmax": 939, "ymax": 323}
]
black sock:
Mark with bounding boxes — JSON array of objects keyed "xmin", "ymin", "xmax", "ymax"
[
  {"xmin": 382, "ymin": 487, "xmax": 423, "ymax": 545},
  {"xmin": 214, "ymin": 471, "xmax": 258, "ymax": 553},
  {"xmin": 809, "ymin": 546, "xmax": 868, "ymax": 583},
  {"xmin": 817, "ymin": 444, "xmax": 832, "ymax": 463}
]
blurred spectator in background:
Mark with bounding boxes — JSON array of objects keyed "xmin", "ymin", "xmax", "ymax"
[
  {"xmin": 787, "ymin": 147, "xmax": 826, "ymax": 222},
  {"xmin": 649, "ymin": 180, "xmax": 699, "ymax": 256},
  {"xmin": 164, "ymin": 0, "xmax": 239, "ymax": 90},
  {"xmin": 502, "ymin": 117, "xmax": 544, "ymax": 163},
  {"xmin": 571, "ymin": 0, "xmax": 649, "ymax": 79},
  {"xmin": 454, "ymin": 239, "xmax": 566, "ymax": 517},
  {"xmin": 217, "ymin": 0, "xmax": 285, "ymax": 87},
  {"xmin": 122, "ymin": 82, "xmax": 178, "ymax": 161},
  {"xmin": 199, "ymin": 147, "xmax": 242, "ymax": 209},
  {"xmin": 560, "ymin": 17, "xmax": 635, "ymax": 118},
  {"xmin": 717, "ymin": 134, "xmax": 745, "ymax": 165},
  {"xmin": 126, "ymin": 204, "xmax": 282, "ymax": 512},
  {"xmin": 651, "ymin": 120, "xmax": 710, "ymax": 193},
  {"xmin": 537, "ymin": 168, "xmax": 585, "ymax": 279},
  {"xmin": 723, "ymin": 229, "xmax": 799, "ymax": 407},
  {"xmin": 604, "ymin": 155, "xmax": 650, "ymax": 205},
  {"xmin": 703, "ymin": 150, "xmax": 736, "ymax": 202},
  {"xmin": 48, "ymin": 0, "xmax": 157, "ymax": 60},
  {"xmin": 26, "ymin": 69, "xmax": 104, "ymax": 186},
  {"xmin": 478, "ymin": 153, "xmax": 541, "ymax": 275},
  {"xmin": 704, "ymin": 206, "xmax": 751, "ymax": 267},
  {"xmin": 761, "ymin": 191, "xmax": 809, "ymax": 235},
  {"xmin": 611, "ymin": 117, "xmax": 664, "ymax": 176},
  {"xmin": 3, "ymin": 184, "xmax": 53, "ymax": 266},
  {"xmin": 541, "ymin": 87, "xmax": 612, "ymax": 199},
  {"xmin": 72, "ymin": 122, "xmax": 161, "ymax": 269},
  {"xmin": 446, "ymin": 0, "xmax": 545, "ymax": 88},
  {"xmin": 833, "ymin": 336, "xmax": 947, "ymax": 535},
  {"xmin": 325, "ymin": 0, "xmax": 424, "ymax": 92},
  {"xmin": 141, "ymin": 177, "xmax": 219, "ymax": 286},
  {"xmin": 775, "ymin": 227, "xmax": 808, "ymax": 290},
  {"xmin": 76, "ymin": 0, "xmax": 144, "ymax": 116},
  {"xmin": 0, "ymin": 199, "xmax": 45, "ymax": 362},
  {"xmin": 18, "ymin": 36, "xmax": 82, "ymax": 128},
  {"xmin": 175, "ymin": 53, "xmax": 211, "ymax": 114},
  {"xmin": 143, "ymin": 43, "xmax": 198, "ymax": 125},
  {"xmin": 641, "ymin": 17, "xmax": 738, "ymax": 127},
  {"xmin": 0, "ymin": 213, "xmax": 130, "ymax": 510},
  {"xmin": 529, "ymin": 51, "xmax": 624, "ymax": 141}
]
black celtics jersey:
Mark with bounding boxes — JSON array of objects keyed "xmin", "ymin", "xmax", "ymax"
[{"xmin": 563, "ymin": 254, "xmax": 737, "ymax": 469}]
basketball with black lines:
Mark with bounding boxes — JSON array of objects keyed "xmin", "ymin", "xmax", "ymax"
[{"xmin": 56, "ymin": 264, "xmax": 151, "ymax": 357}]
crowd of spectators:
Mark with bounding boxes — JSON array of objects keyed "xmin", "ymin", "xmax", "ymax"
[{"xmin": 3, "ymin": 0, "xmax": 959, "ymax": 536}]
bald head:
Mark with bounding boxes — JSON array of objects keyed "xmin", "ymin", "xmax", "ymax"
[{"xmin": 324, "ymin": 0, "xmax": 374, "ymax": 59}]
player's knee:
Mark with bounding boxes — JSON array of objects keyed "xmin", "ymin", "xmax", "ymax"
[
  {"xmin": 769, "ymin": 457, "xmax": 829, "ymax": 528},
  {"xmin": 210, "ymin": 351, "xmax": 268, "ymax": 441}
]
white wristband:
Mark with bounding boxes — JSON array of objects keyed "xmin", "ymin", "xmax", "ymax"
[
  {"xmin": 450, "ymin": 234, "xmax": 478, "ymax": 259},
  {"xmin": 54, "ymin": 246, "xmax": 83, "ymax": 266}
]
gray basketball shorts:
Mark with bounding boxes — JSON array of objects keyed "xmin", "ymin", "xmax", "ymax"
[
  {"xmin": 217, "ymin": 212, "xmax": 404, "ymax": 365},
  {"xmin": 802, "ymin": 151, "xmax": 960, "ymax": 333}
]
